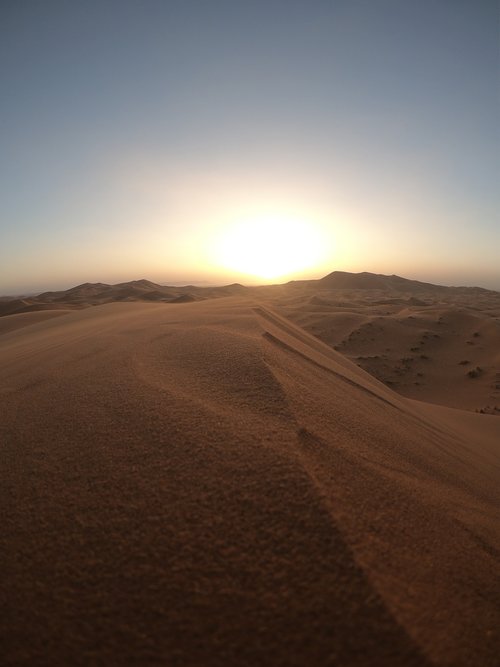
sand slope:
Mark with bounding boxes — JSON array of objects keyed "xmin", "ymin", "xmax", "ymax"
[
  {"xmin": 1, "ymin": 299, "xmax": 499, "ymax": 666},
  {"xmin": 259, "ymin": 280, "xmax": 500, "ymax": 413},
  {"xmin": 4, "ymin": 273, "xmax": 499, "ymax": 411}
]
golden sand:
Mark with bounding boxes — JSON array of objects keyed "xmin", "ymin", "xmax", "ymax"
[{"xmin": 1, "ymin": 279, "xmax": 499, "ymax": 665}]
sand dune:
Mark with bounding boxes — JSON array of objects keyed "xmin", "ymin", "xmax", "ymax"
[
  {"xmin": 0, "ymin": 310, "xmax": 72, "ymax": 335},
  {"xmin": 258, "ymin": 275, "xmax": 500, "ymax": 414},
  {"xmin": 1, "ymin": 296, "xmax": 499, "ymax": 666},
  {"xmin": 0, "ymin": 280, "xmax": 248, "ymax": 317}
]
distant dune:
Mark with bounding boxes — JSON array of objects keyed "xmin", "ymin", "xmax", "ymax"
[
  {"xmin": 319, "ymin": 270, "xmax": 447, "ymax": 292},
  {"xmin": 256, "ymin": 272, "xmax": 500, "ymax": 414},
  {"xmin": 0, "ymin": 279, "xmax": 249, "ymax": 317},
  {"xmin": 1, "ymin": 293, "xmax": 499, "ymax": 665}
]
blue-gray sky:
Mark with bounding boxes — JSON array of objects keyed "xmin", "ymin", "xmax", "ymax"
[{"xmin": 1, "ymin": 0, "xmax": 498, "ymax": 293}]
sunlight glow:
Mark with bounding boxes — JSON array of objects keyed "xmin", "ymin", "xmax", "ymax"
[{"xmin": 213, "ymin": 216, "xmax": 325, "ymax": 281}]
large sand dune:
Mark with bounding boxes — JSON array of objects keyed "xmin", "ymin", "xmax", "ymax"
[{"xmin": 1, "ymin": 297, "xmax": 498, "ymax": 665}]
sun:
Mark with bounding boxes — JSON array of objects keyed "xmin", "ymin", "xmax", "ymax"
[{"xmin": 213, "ymin": 215, "xmax": 324, "ymax": 281}]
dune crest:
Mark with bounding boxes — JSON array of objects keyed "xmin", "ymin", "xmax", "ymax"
[{"xmin": 1, "ymin": 298, "xmax": 498, "ymax": 665}]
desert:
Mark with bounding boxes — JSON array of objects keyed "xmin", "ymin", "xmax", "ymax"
[
  {"xmin": 2, "ymin": 2, "xmax": 498, "ymax": 664},
  {"xmin": 1, "ymin": 272, "xmax": 499, "ymax": 666}
]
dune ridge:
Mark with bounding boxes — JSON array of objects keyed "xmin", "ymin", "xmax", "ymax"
[
  {"xmin": 2, "ymin": 272, "xmax": 499, "ymax": 415},
  {"xmin": 1, "ymin": 297, "xmax": 499, "ymax": 665},
  {"xmin": 0, "ymin": 280, "xmax": 249, "ymax": 318}
]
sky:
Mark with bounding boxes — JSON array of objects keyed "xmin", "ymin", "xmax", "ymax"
[{"xmin": 1, "ymin": 0, "xmax": 499, "ymax": 294}]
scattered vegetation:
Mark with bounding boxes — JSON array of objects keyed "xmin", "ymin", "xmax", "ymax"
[{"xmin": 476, "ymin": 405, "xmax": 500, "ymax": 415}]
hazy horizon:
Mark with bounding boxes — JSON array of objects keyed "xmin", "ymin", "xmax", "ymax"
[
  {"xmin": 3, "ymin": 266, "xmax": 500, "ymax": 298},
  {"xmin": 1, "ymin": 1, "xmax": 498, "ymax": 294}
]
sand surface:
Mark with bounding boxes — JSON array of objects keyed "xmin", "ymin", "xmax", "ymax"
[
  {"xmin": 257, "ymin": 276, "xmax": 500, "ymax": 414},
  {"xmin": 1, "ymin": 294, "xmax": 499, "ymax": 665},
  {"xmin": 4, "ymin": 272, "xmax": 499, "ymax": 413}
]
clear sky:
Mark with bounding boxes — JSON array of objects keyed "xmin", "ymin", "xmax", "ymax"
[{"xmin": 1, "ymin": 0, "xmax": 498, "ymax": 293}]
